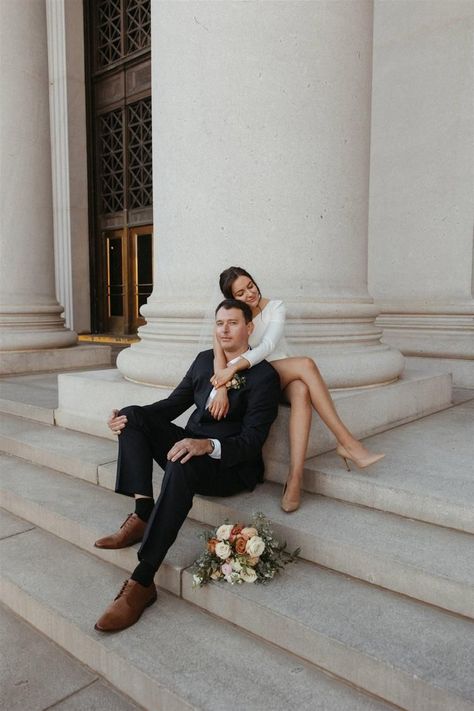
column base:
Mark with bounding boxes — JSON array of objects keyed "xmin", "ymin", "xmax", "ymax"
[
  {"xmin": 0, "ymin": 344, "xmax": 112, "ymax": 376},
  {"xmin": 117, "ymin": 301, "xmax": 406, "ymax": 389}
]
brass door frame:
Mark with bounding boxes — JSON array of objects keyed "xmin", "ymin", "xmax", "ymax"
[
  {"xmin": 104, "ymin": 228, "xmax": 128, "ymax": 334},
  {"xmin": 129, "ymin": 225, "xmax": 153, "ymax": 331}
]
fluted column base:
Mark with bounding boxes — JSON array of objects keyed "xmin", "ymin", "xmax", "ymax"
[
  {"xmin": 117, "ymin": 300, "xmax": 404, "ymax": 389},
  {"xmin": 0, "ymin": 304, "xmax": 77, "ymax": 351},
  {"xmin": 377, "ymin": 302, "xmax": 474, "ymax": 359}
]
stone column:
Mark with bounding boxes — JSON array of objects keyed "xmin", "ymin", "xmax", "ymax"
[
  {"xmin": 46, "ymin": 0, "xmax": 91, "ymax": 333},
  {"xmin": 369, "ymin": 0, "xmax": 474, "ymax": 386},
  {"xmin": 118, "ymin": 0, "xmax": 404, "ymax": 388},
  {"xmin": 0, "ymin": 0, "xmax": 77, "ymax": 351}
]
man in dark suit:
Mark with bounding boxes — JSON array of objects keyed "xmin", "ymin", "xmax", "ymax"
[{"xmin": 94, "ymin": 298, "xmax": 280, "ymax": 632}]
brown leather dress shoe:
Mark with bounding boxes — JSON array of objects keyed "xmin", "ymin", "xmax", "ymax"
[
  {"xmin": 94, "ymin": 513, "xmax": 147, "ymax": 549},
  {"xmin": 94, "ymin": 579, "xmax": 157, "ymax": 632}
]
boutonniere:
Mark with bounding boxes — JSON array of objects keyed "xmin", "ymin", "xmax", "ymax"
[{"xmin": 226, "ymin": 374, "xmax": 246, "ymax": 391}]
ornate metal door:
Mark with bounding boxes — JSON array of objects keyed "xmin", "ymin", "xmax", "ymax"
[{"xmin": 85, "ymin": 0, "xmax": 153, "ymax": 334}]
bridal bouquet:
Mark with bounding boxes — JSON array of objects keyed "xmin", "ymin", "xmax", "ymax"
[{"xmin": 191, "ymin": 512, "xmax": 300, "ymax": 587}]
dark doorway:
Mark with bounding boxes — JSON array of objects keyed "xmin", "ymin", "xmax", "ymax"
[{"xmin": 84, "ymin": 0, "xmax": 153, "ymax": 335}]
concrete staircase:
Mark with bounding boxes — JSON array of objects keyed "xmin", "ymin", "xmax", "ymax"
[{"xmin": 0, "ymin": 374, "xmax": 473, "ymax": 711}]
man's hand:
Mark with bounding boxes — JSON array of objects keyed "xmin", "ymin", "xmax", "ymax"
[
  {"xmin": 208, "ymin": 387, "xmax": 229, "ymax": 420},
  {"xmin": 108, "ymin": 409, "xmax": 127, "ymax": 435},
  {"xmin": 167, "ymin": 438, "xmax": 212, "ymax": 464}
]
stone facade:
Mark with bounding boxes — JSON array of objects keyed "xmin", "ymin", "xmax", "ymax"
[{"xmin": 0, "ymin": 0, "xmax": 472, "ymax": 387}]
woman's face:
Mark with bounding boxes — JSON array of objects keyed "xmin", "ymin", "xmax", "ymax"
[{"xmin": 231, "ymin": 275, "xmax": 260, "ymax": 307}]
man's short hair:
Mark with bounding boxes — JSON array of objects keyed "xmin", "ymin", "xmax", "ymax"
[{"xmin": 215, "ymin": 299, "xmax": 253, "ymax": 324}]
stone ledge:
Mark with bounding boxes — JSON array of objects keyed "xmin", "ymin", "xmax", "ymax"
[
  {"xmin": 0, "ymin": 344, "xmax": 112, "ymax": 376},
  {"xmin": 54, "ymin": 368, "xmax": 453, "ymax": 461}
]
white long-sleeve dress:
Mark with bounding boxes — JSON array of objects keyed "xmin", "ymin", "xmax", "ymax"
[{"xmin": 242, "ymin": 300, "xmax": 289, "ymax": 366}]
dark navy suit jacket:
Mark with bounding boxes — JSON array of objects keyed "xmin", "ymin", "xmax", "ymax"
[{"xmin": 148, "ymin": 349, "xmax": 280, "ymax": 489}]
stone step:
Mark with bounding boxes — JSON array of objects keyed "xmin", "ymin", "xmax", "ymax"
[
  {"xmin": 0, "ymin": 412, "xmax": 117, "ymax": 483},
  {"xmin": 0, "ymin": 453, "xmax": 202, "ymax": 597},
  {"xmin": 54, "ymin": 368, "xmax": 453, "ymax": 458},
  {"xmin": 0, "ymin": 602, "xmax": 141, "ymax": 711},
  {"xmin": 300, "ymin": 399, "xmax": 474, "ymax": 534},
  {"xmin": 3, "ymin": 393, "xmax": 473, "ymax": 543},
  {"xmin": 182, "ymin": 561, "xmax": 474, "ymax": 711},
  {"xmin": 1, "ymin": 452, "xmax": 473, "ymax": 619},
  {"xmin": 0, "ymin": 518, "xmax": 398, "ymax": 711},
  {"xmin": 186, "ymin": 480, "xmax": 474, "ymax": 619}
]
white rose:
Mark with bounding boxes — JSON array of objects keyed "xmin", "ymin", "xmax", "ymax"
[
  {"xmin": 216, "ymin": 524, "xmax": 233, "ymax": 541},
  {"xmin": 245, "ymin": 535, "xmax": 265, "ymax": 557},
  {"xmin": 215, "ymin": 542, "xmax": 231, "ymax": 559},
  {"xmin": 192, "ymin": 574, "xmax": 202, "ymax": 585},
  {"xmin": 240, "ymin": 568, "xmax": 257, "ymax": 583},
  {"xmin": 232, "ymin": 559, "xmax": 242, "ymax": 572}
]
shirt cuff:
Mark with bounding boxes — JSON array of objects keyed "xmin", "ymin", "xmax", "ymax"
[{"xmin": 208, "ymin": 438, "xmax": 221, "ymax": 459}]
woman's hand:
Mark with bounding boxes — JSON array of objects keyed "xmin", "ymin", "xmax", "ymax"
[
  {"xmin": 208, "ymin": 387, "xmax": 229, "ymax": 420},
  {"xmin": 210, "ymin": 366, "xmax": 235, "ymax": 389}
]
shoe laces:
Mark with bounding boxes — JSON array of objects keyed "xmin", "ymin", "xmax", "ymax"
[
  {"xmin": 119, "ymin": 513, "xmax": 135, "ymax": 530},
  {"xmin": 114, "ymin": 579, "xmax": 130, "ymax": 601}
]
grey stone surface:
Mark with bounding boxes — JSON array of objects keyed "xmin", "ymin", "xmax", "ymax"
[
  {"xmin": 0, "ymin": 454, "xmax": 203, "ymax": 596},
  {"xmin": 304, "ymin": 398, "xmax": 474, "ymax": 532},
  {"xmin": 0, "ymin": 413, "xmax": 117, "ymax": 482},
  {"xmin": 51, "ymin": 680, "xmax": 140, "ymax": 711},
  {"xmin": 0, "ymin": 527, "xmax": 396, "ymax": 711},
  {"xmin": 0, "ymin": 603, "xmax": 96, "ymax": 711},
  {"xmin": 183, "ymin": 562, "xmax": 474, "ymax": 711},
  {"xmin": 191, "ymin": 479, "xmax": 474, "ymax": 617},
  {"xmin": 0, "ymin": 507, "xmax": 34, "ymax": 539},
  {"xmin": 0, "ymin": 373, "xmax": 58, "ymax": 423},
  {"xmin": 0, "ymin": 344, "xmax": 112, "ymax": 377},
  {"xmin": 3, "ymin": 411, "xmax": 472, "ymax": 616}
]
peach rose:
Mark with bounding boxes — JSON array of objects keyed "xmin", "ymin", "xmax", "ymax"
[
  {"xmin": 207, "ymin": 537, "xmax": 218, "ymax": 554},
  {"xmin": 247, "ymin": 556, "xmax": 259, "ymax": 567},
  {"xmin": 234, "ymin": 536, "xmax": 247, "ymax": 554},
  {"xmin": 241, "ymin": 527, "xmax": 258, "ymax": 540}
]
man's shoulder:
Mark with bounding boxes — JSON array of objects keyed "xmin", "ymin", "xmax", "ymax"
[{"xmin": 191, "ymin": 349, "xmax": 213, "ymax": 367}]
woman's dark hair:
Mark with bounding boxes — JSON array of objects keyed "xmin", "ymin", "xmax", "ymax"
[
  {"xmin": 215, "ymin": 298, "xmax": 253, "ymax": 324},
  {"xmin": 219, "ymin": 266, "xmax": 261, "ymax": 300}
]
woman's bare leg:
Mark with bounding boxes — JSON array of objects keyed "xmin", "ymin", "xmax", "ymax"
[
  {"xmin": 272, "ymin": 357, "xmax": 380, "ymax": 460},
  {"xmin": 282, "ymin": 380, "xmax": 312, "ymax": 503}
]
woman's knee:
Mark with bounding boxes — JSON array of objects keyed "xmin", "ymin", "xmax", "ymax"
[
  {"xmin": 301, "ymin": 356, "xmax": 320, "ymax": 375},
  {"xmin": 288, "ymin": 380, "xmax": 310, "ymax": 404}
]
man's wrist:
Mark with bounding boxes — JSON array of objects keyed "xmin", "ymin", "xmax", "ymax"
[{"xmin": 207, "ymin": 439, "xmax": 215, "ymax": 454}]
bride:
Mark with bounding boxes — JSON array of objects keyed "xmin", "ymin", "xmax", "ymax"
[{"xmin": 208, "ymin": 266, "xmax": 384, "ymax": 512}]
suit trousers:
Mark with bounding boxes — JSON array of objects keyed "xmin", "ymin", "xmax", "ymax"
[{"xmin": 116, "ymin": 405, "xmax": 247, "ymax": 572}]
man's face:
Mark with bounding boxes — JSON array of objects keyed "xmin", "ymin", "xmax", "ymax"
[{"xmin": 215, "ymin": 307, "xmax": 253, "ymax": 354}]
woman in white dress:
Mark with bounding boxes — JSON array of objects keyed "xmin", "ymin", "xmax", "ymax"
[{"xmin": 209, "ymin": 266, "xmax": 384, "ymax": 513}]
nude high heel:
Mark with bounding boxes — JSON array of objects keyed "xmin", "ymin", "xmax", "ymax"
[
  {"xmin": 336, "ymin": 445, "xmax": 385, "ymax": 472},
  {"xmin": 280, "ymin": 482, "xmax": 301, "ymax": 513}
]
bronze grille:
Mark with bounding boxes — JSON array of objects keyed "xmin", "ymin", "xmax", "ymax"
[
  {"xmin": 128, "ymin": 98, "xmax": 152, "ymax": 209},
  {"xmin": 98, "ymin": 108, "xmax": 125, "ymax": 214},
  {"xmin": 96, "ymin": 0, "xmax": 122, "ymax": 68},
  {"xmin": 127, "ymin": 0, "xmax": 151, "ymax": 54},
  {"xmin": 96, "ymin": 0, "xmax": 151, "ymax": 70}
]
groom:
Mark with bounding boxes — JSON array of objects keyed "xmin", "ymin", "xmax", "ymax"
[{"xmin": 94, "ymin": 298, "xmax": 280, "ymax": 631}]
